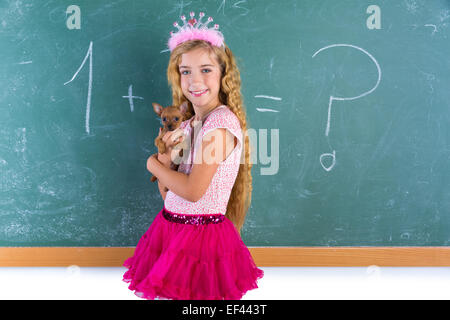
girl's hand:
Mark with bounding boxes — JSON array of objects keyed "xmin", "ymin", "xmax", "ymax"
[
  {"xmin": 146, "ymin": 153, "xmax": 159, "ymax": 174},
  {"xmin": 157, "ymin": 151, "xmax": 172, "ymax": 168},
  {"xmin": 159, "ymin": 127, "xmax": 184, "ymax": 166}
]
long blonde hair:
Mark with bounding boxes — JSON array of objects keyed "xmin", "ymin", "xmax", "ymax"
[{"xmin": 167, "ymin": 40, "xmax": 252, "ymax": 233}]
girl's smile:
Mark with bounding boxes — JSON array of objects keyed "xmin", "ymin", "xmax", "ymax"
[{"xmin": 189, "ymin": 89, "xmax": 209, "ymax": 97}]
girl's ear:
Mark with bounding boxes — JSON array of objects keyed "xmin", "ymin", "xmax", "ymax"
[{"xmin": 179, "ymin": 101, "xmax": 188, "ymax": 114}]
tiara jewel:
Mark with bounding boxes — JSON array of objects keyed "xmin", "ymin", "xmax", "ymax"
[{"xmin": 168, "ymin": 12, "xmax": 225, "ymax": 52}]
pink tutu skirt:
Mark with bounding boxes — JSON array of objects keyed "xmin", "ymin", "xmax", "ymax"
[{"xmin": 122, "ymin": 206, "xmax": 264, "ymax": 300}]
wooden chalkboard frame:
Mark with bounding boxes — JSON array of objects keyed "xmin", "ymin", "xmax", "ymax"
[
  {"xmin": 2, "ymin": 2, "xmax": 450, "ymax": 258},
  {"xmin": 1, "ymin": 247, "xmax": 450, "ymax": 266}
]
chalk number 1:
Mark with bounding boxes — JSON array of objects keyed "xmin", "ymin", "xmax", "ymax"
[{"xmin": 64, "ymin": 41, "xmax": 93, "ymax": 135}]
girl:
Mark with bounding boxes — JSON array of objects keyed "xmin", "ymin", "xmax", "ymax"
[{"xmin": 123, "ymin": 12, "xmax": 263, "ymax": 300}]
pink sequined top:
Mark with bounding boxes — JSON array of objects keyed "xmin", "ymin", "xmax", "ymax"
[{"xmin": 164, "ymin": 105, "xmax": 243, "ymax": 215}]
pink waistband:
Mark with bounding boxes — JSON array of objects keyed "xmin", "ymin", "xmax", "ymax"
[{"xmin": 162, "ymin": 206, "xmax": 225, "ymax": 225}]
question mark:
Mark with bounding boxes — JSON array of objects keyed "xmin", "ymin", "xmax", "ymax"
[{"xmin": 312, "ymin": 44, "xmax": 382, "ymax": 172}]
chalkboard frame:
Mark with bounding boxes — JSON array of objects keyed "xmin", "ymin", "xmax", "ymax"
[{"xmin": 1, "ymin": 247, "xmax": 450, "ymax": 267}]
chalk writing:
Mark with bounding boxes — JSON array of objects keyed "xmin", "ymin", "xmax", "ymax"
[{"xmin": 64, "ymin": 41, "xmax": 93, "ymax": 134}]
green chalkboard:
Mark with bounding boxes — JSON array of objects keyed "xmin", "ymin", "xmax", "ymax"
[{"xmin": 1, "ymin": 0, "xmax": 450, "ymax": 246}]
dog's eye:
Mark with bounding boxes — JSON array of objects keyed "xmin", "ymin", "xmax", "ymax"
[
  {"xmin": 162, "ymin": 117, "xmax": 166, "ymax": 122},
  {"xmin": 175, "ymin": 117, "xmax": 179, "ymax": 121}
]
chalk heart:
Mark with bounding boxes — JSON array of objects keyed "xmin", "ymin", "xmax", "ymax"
[{"xmin": 320, "ymin": 150, "xmax": 336, "ymax": 172}]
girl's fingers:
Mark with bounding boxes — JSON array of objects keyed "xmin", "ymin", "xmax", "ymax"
[
  {"xmin": 162, "ymin": 131, "xmax": 171, "ymax": 143},
  {"xmin": 161, "ymin": 129, "xmax": 184, "ymax": 147},
  {"xmin": 170, "ymin": 129, "xmax": 184, "ymax": 142},
  {"xmin": 166, "ymin": 137, "xmax": 184, "ymax": 151}
]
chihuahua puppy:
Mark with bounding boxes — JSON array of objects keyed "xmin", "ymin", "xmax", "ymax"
[{"xmin": 151, "ymin": 101, "xmax": 189, "ymax": 189}]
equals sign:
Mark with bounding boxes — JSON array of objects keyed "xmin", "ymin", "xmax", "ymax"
[{"xmin": 254, "ymin": 95, "xmax": 281, "ymax": 112}]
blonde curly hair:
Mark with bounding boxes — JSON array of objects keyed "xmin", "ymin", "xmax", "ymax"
[{"xmin": 167, "ymin": 40, "xmax": 252, "ymax": 233}]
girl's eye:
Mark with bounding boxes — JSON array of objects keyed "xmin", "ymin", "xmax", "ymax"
[{"xmin": 180, "ymin": 69, "xmax": 211, "ymax": 75}]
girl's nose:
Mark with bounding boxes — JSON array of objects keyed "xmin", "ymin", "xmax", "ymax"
[{"xmin": 189, "ymin": 70, "xmax": 203, "ymax": 84}]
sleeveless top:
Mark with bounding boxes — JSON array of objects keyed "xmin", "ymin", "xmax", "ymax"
[{"xmin": 164, "ymin": 105, "xmax": 243, "ymax": 215}]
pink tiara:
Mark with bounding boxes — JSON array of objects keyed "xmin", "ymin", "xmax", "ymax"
[{"xmin": 168, "ymin": 12, "xmax": 225, "ymax": 52}]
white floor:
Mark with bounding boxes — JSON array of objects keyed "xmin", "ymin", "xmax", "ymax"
[{"xmin": 0, "ymin": 266, "xmax": 449, "ymax": 300}]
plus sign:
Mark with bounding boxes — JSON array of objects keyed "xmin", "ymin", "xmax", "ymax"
[{"xmin": 122, "ymin": 85, "xmax": 144, "ymax": 112}]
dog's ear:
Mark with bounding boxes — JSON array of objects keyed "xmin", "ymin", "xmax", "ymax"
[
  {"xmin": 179, "ymin": 101, "xmax": 188, "ymax": 114},
  {"xmin": 152, "ymin": 103, "xmax": 163, "ymax": 116}
]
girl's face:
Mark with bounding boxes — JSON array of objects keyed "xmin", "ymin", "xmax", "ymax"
[{"xmin": 179, "ymin": 47, "xmax": 222, "ymax": 111}]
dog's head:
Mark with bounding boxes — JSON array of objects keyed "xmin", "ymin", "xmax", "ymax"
[{"xmin": 152, "ymin": 101, "xmax": 188, "ymax": 131}]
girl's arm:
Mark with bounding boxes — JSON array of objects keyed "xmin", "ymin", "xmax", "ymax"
[
  {"xmin": 156, "ymin": 148, "xmax": 178, "ymax": 201},
  {"xmin": 147, "ymin": 128, "xmax": 236, "ymax": 203},
  {"xmin": 147, "ymin": 157, "xmax": 194, "ymax": 201},
  {"xmin": 153, "ymin": 129, "xmax": 185, "ymax": 201},
  {"xmin": 157, "ymin": 179, "xmax": 168, "ymax": 201},
  {"xmin": 188, "ymin": 128, "xmax": 236, "ymax": 201}
]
